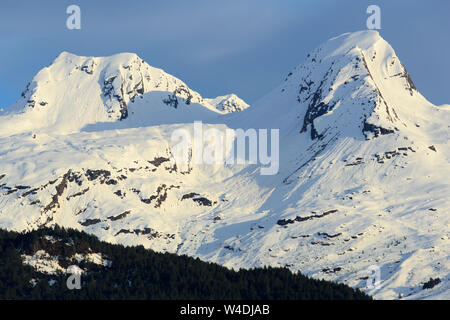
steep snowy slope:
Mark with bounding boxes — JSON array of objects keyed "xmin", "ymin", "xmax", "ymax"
[
  {"xmin": 0, "ymin": 31, "xmax": 448, "ymax": 300},
  {"xmin": 0, "ymin": 52, "xmax": 247, "ymax": 135},
  {"xmin": 218, "ymin": 31, "xmax": 449, "ymax": 299}
]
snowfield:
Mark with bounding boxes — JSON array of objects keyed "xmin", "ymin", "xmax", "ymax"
[
  {"xmin": 22, "ymin": 250, "xmax": 111, "ymax": 275},
  {"xmin": 0, "ymin": 31, "xmax": 448, "ymax": 300}
]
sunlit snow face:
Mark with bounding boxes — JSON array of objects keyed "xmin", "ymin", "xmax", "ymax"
[
  {"xmin": 0, "ymin": 29, "xmax": 448, "ymax": 301},
  {"xmin": 170, "ymin": 121, "xmax": 280, "ymax": 175}
]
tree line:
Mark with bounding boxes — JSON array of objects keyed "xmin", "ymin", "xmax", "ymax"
[{"xmin": 0, "ymin": 226, "xmax": 371, "ymax": 300}]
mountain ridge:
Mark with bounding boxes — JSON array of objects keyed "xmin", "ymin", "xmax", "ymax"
[
  {"xmin": 1, "ymin": 51, "xmax": 249, "ymax": 135},
  {"xmin": 0, "ymin": 30, "xmax": 448, "ymax": 300}
]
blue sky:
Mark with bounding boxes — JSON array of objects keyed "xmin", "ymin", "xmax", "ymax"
[{"xmin": 0, "ymin": 0, "xmax": 449, "ymax": 108}]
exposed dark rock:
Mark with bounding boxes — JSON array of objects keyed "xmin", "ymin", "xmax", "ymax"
[
  {"xmin": 165, "ymin": 163, "xmax": 177, "ymax": 173},
  {"xmin": 102, "ymin": 76, "xmax": 116, "ymax": 97},
  {"xmin": 277, "ymin": 219, "xmax": 294, "ymax": 226},
  {"xmin": 134, "ymin": 227, "xmax": 154, "ymax": 235},
  {"xmin": 26, "ymin": 100, "xmax": 35, "ymax": 108},
  {"xmin": 105, "ymin": 179, "xmax": 117, "ymax": 185},
  {"xmin": 114, "ymin": 227, "xmax": 175, "ymax": 240},
  {"xmin": 79, "ymin": 218, "xmax": 102, "ymax": 227},
  {"xmin": 15, "ymin": 185, "xmax": 30, "ymax": 190},
  {"xmin": 115, "ymin": 229, "xmax": 134, "ymax": 236},
  {"xmin": 21, "ymin": 82, "xmax": 31, "ymax": 98},
  {"xmin": 66, "ymin": 188, "xmax": 90, "ymax": 201},
  {"xmin": 75, "ymin": 208, "xmax": 87, "ymax": 216},
  {"xmin": 162, "ymin": 95, "xmax": 179, "ymax": 108},
  {"xmin": 107, "ymin": 210, "xmax": 131, "ymax": 221},
  {"xmin": 277, "ymin": 210, "xmax": 338, "ymax": 226},
  {"xmin": 67, "ymin": 170, "xmax": 83, "ymax": 186},
  {"xmin": 400, "ymin": 65, "xmax": 417, "ymax": 96},
  {"xmin": 300, "ymin": 66, "xmax": 336, "ymax": 140},
  {"xmin": 345, "ymin": 159, "xmax": 364, "ymax": 166},
  {"xmin": 148, "ymin": 157, "xmax": 170, "ymax": 167},
  {"xmin": 134, "ymin": 228, "xmax": 175, "ymax": 240},
  {"xmin": 5, "ymin": 189, "xmax": 18, "ymax": 195},
  {"xmin": 42, "ymin": 172, "xmax": 69, "ymax": 214},
  {"xmin": 141, "ymin": 184, "xmax": 179, "ymax": 208},
  {"xmin": 101, "ymin": 74, "xmax": 129, "ymax": 120},
  {"xmin": 21, "ymin": 187, "xmax": 39, "ymax": 197},
  {"xmin": 80, "ymin": 60, "xmax": 95, "ymax": 75},
  {"xmin": 85, "ymin": 169, "xmax": 111, "ymax": 183},
  {"xmin": 113, "ymin": 190, "xmax": 125, "ymax": 198},
  {"xmin": 318, "ymin": 232, "xmax": 342, "ymax": 238},
  {"xmin": 173, "ymin": 86, "xmax": 193, "ymax": 105},
  {"xmin": 422, "ymin": 278, "xmax": 441, "ymax": 290},
  {"xmin": 131, "ymin": 188, "xmax": 141, "ymax": 195},
  {"xmin": 322, "ymin": 267, "xmax": 342, "ymax": 274},
  {"xmin": 363, "ymin": 121, "xmax": 395, "ymax": 138},
  {"xmin": 80, "ymin": 65, "xmax": 93, "ymax": 75},
  {"xmin": 193, "ymin": 197, "xmax": 213, "ymax": 206},
  {"xmin": 181, "ymin": 192, "xmax": 199, "ymax": 200}
]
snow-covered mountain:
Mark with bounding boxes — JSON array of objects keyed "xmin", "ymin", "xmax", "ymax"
[
  {"xmin": 205, "ymin": 94, "xmax": 249, "ymax": 113},
  {"xmin": 0, "ymin": 31, "xmax": 448, "ymax": 300},
  {"xmin": 0, "ymin": 52, "xmax": 246, "ymax": 135}
]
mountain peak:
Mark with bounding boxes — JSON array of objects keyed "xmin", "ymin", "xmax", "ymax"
[
  {"xmin": 205, "ymin": 94, "xmax": 249, "ymax": 113},
  {"xmin": 1, "ymin": 52, "xmax": 249, "ymax": 135},
  {"xmin": 261, "ymin": 30, "xmax": 426, "ymax": 141},
  {"xmin": 55, "ymin": 51, "xmax": 141, "ymax": 62},
  {"xmin": 326, "ymin": 30, "xmax": 382, "ymax": 54}
]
